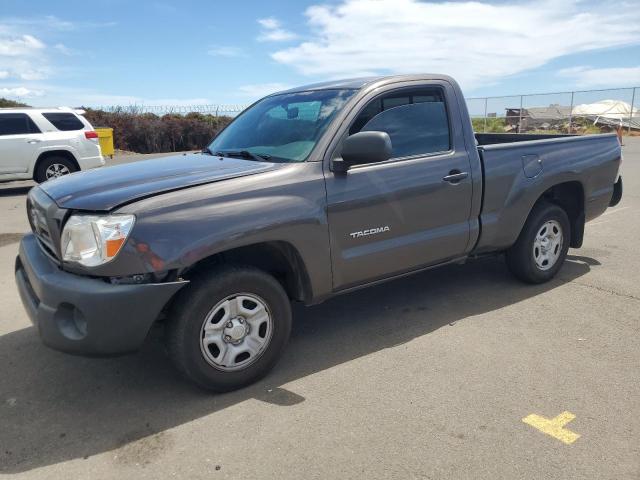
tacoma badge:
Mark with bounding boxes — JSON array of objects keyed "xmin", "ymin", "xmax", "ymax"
[{"xmin": 350, "ymin": 226, "xmax": 390, "ymax": 239}]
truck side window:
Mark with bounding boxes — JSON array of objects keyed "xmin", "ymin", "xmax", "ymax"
[
  {"xmin": 349, "ymin": 88, "xmax": 450, "ymax": 158},
  {"xmin": 0, "ymin": 113, "xmax": 41, "ymax": 136}
]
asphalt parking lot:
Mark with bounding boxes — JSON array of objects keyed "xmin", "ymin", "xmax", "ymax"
[{"xmin": 0, "ymin": 142, "xmax": 638, "ymax": 479}]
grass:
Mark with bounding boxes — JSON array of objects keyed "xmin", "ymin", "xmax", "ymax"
[{"xmin": 471, "ymin": 117, "xmax": 507, "ymax": 133}]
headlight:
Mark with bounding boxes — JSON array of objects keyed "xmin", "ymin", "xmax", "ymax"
[{"xmin": 61, "ymin": 214, "xmax": 135, "ymax": 267}]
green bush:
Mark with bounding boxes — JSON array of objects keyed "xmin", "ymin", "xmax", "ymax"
[
  {"xmin": 0, "ymin": 98, "xmax": 234, "ymax": 153},
  {"xmin": 471, "ymin": 117, "xmax": 506, "ymax": 133},
  {"xmin": 0, "ymin": 97, "xmax": 29, "ymax": 108},
  {"xmin": 82, "ymin": 108, "xmax": 233, "ymax": 154}
]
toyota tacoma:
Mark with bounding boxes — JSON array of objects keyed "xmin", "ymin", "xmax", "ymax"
[{"xmin": 15, "ymin": 75, "xmax": 623, "ymax": 391}]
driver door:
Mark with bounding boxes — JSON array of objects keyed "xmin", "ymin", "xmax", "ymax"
[{"xmin": 324, "ymin": 85, "xmax": 474, "ymax": 290}]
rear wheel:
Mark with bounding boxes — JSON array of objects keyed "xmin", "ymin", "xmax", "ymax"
[
  {"xmin": 506, "ymin": 202, "xmax": 570, "ymax": 284},
  {"xmin": 34, "ymin": 156, "xmax": 78, "ymax": 183},
  {"xmin": 166, "ymin": 266, "xmax": 292, "ymax": 392}
]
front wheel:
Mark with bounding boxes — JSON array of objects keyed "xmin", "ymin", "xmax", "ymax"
[
  {"xmin": 506, "ymin": 202, "xmax": 570, "ymax": 284},
  {"xmin": 166, "ymin": 266, "xmax": 292, "ymax": 392}
]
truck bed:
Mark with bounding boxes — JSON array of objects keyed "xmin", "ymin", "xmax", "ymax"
[{"xmin": 472, "ymin": 132, "xmax": 621, "ymax": 254}]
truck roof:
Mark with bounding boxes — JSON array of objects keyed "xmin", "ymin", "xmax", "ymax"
[{"xmin": 276, "ymin": 74, "xmax": 457, "ymax": 95}]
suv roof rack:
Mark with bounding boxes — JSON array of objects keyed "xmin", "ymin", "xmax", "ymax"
[{"xmin": 0, "ymin": 106, "xmax": 86, "ymax": 114}]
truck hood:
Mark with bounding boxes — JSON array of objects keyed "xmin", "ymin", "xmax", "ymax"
[{"xmin": 39, "ymin": 153, "xmax": 281, "ymax": 211}]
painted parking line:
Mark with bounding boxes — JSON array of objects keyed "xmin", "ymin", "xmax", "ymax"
[
  {"xmin": 522, "ymin": 411, "xmax": 581, "ymax": 444},
  {"xmin": 601, "ymin": 206, "xmax": 630, "ymax": 216},
  {"xmin": 588, "ymin": 206, "xmax": 630, "ymax": 226}
]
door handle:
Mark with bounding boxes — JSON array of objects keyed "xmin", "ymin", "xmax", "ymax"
[
  {"xmin": 443, "ymin": 170, "xmax": 468, "ymax": 183},
  {"xmin": 27, "ymin": 139, "xmax": 41, "ymax": 144}
]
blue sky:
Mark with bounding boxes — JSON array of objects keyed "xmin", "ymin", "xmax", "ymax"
[{"xmin": 1, "ymin": 0, "xmax": 639, "ymax": 108}]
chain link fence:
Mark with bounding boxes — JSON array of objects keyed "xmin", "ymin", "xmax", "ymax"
[
  {"xmin": 96, "ymin": 85, "xmax": 639, "ymax": 136},
  {"xmin": 94, "ymin": 104, "xmax": 248, "ymax": 116},
  {"xmin": 466, "ymin": 87, "xmax": 638, "ymax": 135}
]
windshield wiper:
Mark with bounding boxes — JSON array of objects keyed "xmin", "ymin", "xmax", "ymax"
[
  {"xmin": 214, "ymin": 150, "xmax": 273, "ymax": 162},
  {"xmin": 202, "ymin": 146, "xmax": 214, "ymax": 155}
]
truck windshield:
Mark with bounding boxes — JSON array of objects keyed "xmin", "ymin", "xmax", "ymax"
[{"xmin": 207, "ymin": 89, "xmax": 356, "ymax": 162}]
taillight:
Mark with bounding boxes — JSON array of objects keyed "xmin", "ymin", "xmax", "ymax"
[{"xmin": 85, "ymin": 131, "xmax": 98, "ymax": 139}]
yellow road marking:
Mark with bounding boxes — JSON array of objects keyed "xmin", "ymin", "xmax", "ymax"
[{"xmin": 522, "ymin": 411, "xmax": 581, "ymax": 444}]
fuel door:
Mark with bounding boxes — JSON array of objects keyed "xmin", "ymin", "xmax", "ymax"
[{"xmin": 522, "ymin": 154, "xmax": 543, "ymax": 178}]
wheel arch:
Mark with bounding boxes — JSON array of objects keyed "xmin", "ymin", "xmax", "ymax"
[
  {"xmin": 527, "ymin": 180, "xmax": 585, "ymax": 248},
  {"xmin": 33, "ymin": 150, "xmax": 80, "ymax": 179},
  {"xmin": 179, "ymin": 241, "xmax": 313, "ymax": 303}
]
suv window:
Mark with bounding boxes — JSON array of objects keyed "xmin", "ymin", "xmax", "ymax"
[
  {"xmin": 349, "ymin": 88, "xmax": 450, "ymax": 158},
  {"xmin": 42, "ymin": 112, "xmax": 85, "ymax": 131},
  {"xmin": 0, "ymin": 113, "xmax": 41, "ymax": 136}
]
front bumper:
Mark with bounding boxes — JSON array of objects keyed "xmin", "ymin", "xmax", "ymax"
[{"xmin": 15, "ymin": 234, "xmax": 187, "ymax": 356}]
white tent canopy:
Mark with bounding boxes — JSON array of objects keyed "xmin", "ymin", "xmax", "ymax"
[
  {"xmin": 572, "ymin": 100, "xmax": 638, "ymax": 120},
  {"xmin": 571, "ymin": 99, "xmax": 639, "ymax": 129}
]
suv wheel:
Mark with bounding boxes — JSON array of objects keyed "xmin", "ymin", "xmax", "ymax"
[
  {"xmin": 506, "ymin": 201, "xmax": 571, "ymax": 284},
  {"xmin": 35, "ymin": 156, "xmax": 78, "ymax": 183},
  {"xmin": 166, "ymin": 266, "xmax": 292, "ymax": 392}
]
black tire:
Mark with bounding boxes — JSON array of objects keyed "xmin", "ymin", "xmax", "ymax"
[
  {"xmin": 34, "ymin": 156, "xmax": 77, "ymax": 183},
  {"xmin": 506, "ymin": 201, "xmax": 571, "ymax": 284},
  {"xmin": 166, "ymin": 265, "xmax": 292, "ymax": 392}
]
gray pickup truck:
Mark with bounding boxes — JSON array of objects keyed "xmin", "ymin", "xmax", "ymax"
[{"xmin": 15, "ymin": 74, "xmax": 623, "ymax": 391}]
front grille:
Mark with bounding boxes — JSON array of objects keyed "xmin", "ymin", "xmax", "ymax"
[{"xmin": 27, "ymin": 188, "xmax": 65, "ymax": 263}]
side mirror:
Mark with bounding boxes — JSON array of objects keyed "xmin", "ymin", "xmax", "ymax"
[{"xmin": 331, "ymin": 131, "xmax": 392, "ymax": 173}]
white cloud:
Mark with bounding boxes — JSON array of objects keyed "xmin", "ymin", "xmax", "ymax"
[
  {"xmin": 258, "ymin": 17, "xmax": 281, "ymax": 30},
  {"xmin": 0, "ymin": 15, "xmax": 114, "ymax": 84},
  {"xmin": 261, "ymin": 30, "xmax": 297, "ymax": 42},
  {"xmin": 208, "ymin": 46, "xmax": 245, "ymax": 57},
  {"xmin": 257, "ymin": 17, "xmax": 297, "ymax": 42},
  {"xmin": 0, "ymin": 22, "xmax": 50, "ymax": 80},
  {"xmin": 0, "ymin": 80, "xmax": 219, "ymax": 107},
  {"xmin": 53, "ymin": 43, "xmax": 76, "ymax": 56},
  {"xmin": 270, "ymin": 0, "xmax": 640, "ymax": 90},
  {"xmin": 0, "ymin": 15, "xmax": 116, "ymax": 31},
  {"xmin": 0, "ymin": 70, "xmax": 8, "ymax": 79},
  {"xmin": 18, "ymin": 69, "xmax": 49, "ymax": 81},
  {"xmin": 558, "ymin": 66, "xmax": 640, "ymax": 88},
  {"xmin": 0, "ymin": 86, "xmax": 44, "ymax": 97},
  {"xmin": 1, "ymin": 15, "xmax": 74, "ymax": 31},
  {"xmin": 0, "ymin": 34, "xmax": 44, "ymax": 56},
  {"xmin": 238, "ymin": 82, "xmax": 291, "ymax": 98},
  {"xmin": 42, "ymin": 15, "xmax": 75, "ymax": 30}
]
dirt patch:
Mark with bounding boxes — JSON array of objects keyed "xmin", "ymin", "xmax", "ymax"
[{"xmin": 112, "ymin": 430, "xmax": 173, "ymax": 466}]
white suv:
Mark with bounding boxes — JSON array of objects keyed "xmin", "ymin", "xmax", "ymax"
[{"xmin": 0, "ymin": 107, "xmax": 105, "ymax": 183}]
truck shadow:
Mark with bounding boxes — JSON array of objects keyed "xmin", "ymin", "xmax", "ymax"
[
  {"xmin": 0, "ymin": 184, "xmax": 32, "ymax": 197},
  {"xmin": 0, "ymin": 255, "xmax": 592, "ymax": 473}
]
